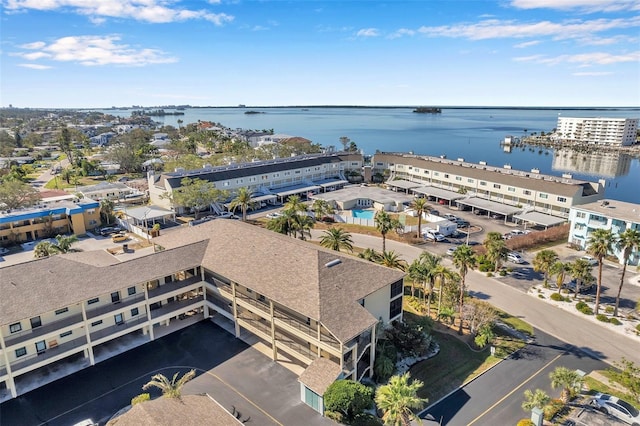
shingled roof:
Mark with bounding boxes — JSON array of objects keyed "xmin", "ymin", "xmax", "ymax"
[{"xmin": 154, "ymin": 220, "xmax": 404, "ymax": 342}]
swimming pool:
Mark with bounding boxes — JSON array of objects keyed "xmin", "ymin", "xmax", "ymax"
[{"xmin": 351, "ymin": 209, "xmax": 375, "ymax": 219}]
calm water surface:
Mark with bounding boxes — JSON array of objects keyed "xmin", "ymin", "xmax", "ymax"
[{"xmin": 97, "ymin": 107, "xmax": 640, "ymax": 204}]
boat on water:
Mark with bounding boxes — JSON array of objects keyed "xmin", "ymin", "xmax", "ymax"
[
  {"xmin": 413, "ymin": 107, "xmax": 442, "ymax": 114},
  {"xmin": 244, "ymin": 110, "xmax": 264, "ymax": 115}
]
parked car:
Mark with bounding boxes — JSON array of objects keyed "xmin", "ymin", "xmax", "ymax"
[
  {"xmin": 455, "ymin": 219, "xmax": 470, "ymax": 228},
  {"xmin": 565, "ymin": 278, "xmax": 595, "ymax": 293},
  {"xmin": 590, "ymin": 393, "xmax": 640, "ymax": 425},
  {"xmin": 443, "ymin": 214, "xmax": 458, "ymax": 221},
  {"xmin": 0, "ymin": 247, "xmax": 9, "ymax": 256},
  {"xmin": 265, "ymin": 212, "xmax": 282, "ymax": 219},
  {"xmin": 472, "ymin": 209, "xmax": 483, "ymax": 215},
  {"xmin": 218, "ymin": 212, "xmax": 239, "ymax": 219},
  {"xmin": 580, "ymin": 255, "xmax": 599, "ymax": 266},
  {"xmin": 100, "ymin": 226, "xmax": 122, "ymax": 236},
  {"xmin": 429, "ymin": 209, "xmax": 440, "ymax": 216},
  {"xmin": 507, "ymin": 252, "xmax": 525, "ymax": 264},
  {"xmin": 111, "ymin": 233, "xmax": 129, "ymax": 243},
  {"xmin": 424, "ymin": 231, "xmax": 446, "ymax": 242},
  {"xmin": 446, "ymin": 247, "xmax": 457, "ymax": 256}
]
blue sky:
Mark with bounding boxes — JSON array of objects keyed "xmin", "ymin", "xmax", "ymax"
[{"xmin": 1, "ymin": 0, "xmax": 639, "ymax": 108}]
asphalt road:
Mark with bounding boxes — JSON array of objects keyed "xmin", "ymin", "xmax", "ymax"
[{"xmin": 422, "ymin": 329, "xmax": 607, "ymax": 425}]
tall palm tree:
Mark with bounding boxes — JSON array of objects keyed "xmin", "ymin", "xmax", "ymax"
[
  {"xmin": 614, "ymin": 229, "xmax": 640, "ymax": 317},
  {"xmin": 319, "ymin": 227, "xmax": 353, "ymax": 252},
  {"xmin": 142, "ymin": 369, "xmax": 196, "ymax": 399},
  {"xmin": 52, "ymin": 234, "xmax": 79, "ymax": 253},
  {"xmin": 375, "ymin": 373, "xmax": 428, "ymax": 426},
  {"xmin": 521, "ymin": 389, "xmax": 550, "ymax": 412},
  {"xmin": 100, "ymin": 199, "xmax": 115, "ymax": 225},
  {"xmin": 420, "ymin": 252, "xmax": 442, "ymax": 317},
  {"xmin": 433, "ymin": 264, "xmax": 455, "ymax": 316},
  {"xmin": 265, "ymin": 211, "xmax": 294, "ymax": 236},
  {"xmin": 311, "ymin": 199, "xmax": 335, "ymax": 221},
  {"xmin": 229, "ymin": 187, "xmax": 255, "ymax": 221},
  {"xmin": 410, "ymin": 197, "xmax": 429, "ymax": 238},
  {"xmin": 452, "ymin": 244, "xmax": 476, "ymax": 334},
  {"xmin": 407, "ymin": 259, "xmax": 425, "ymax": 299},
  {"xmin": 283, "ymin": 195, "xmax": 307, "ymax": 214},
  {"xmin": 550, "ymin": 260, "xmax": 570, "ymax": 291},
  {"xmin": 375, "ymin": 210, "xmax": 402, "ymax": 253},
  {"xmin": 483, "ymin": 231, "xmax": 508, "ymax": 272},
  {"xmin": 533, "ymin": 249, "xmax": 559, "ymax": 288},
  {"xmin": 587, "ymin": 229, "xmax": 615, "ymax": 314},
  {"xmin": 569, "ymin": 258, "xmax": 593, "ymax": 299},
  {"xmin": 292, "ymin": 214, "xmax": 315, "ymax": 240},
  {"xmin": 549, "ymin": 366, "xmax": 583, "ymax": 404},
  {"xmin": 377, "ymin": 251, "xmax": 406, "ymax": 271}
]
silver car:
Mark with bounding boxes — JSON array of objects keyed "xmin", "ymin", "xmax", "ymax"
[{"xmin": 590, "ymin": 393, "xmax": 640, "ymax": 425}]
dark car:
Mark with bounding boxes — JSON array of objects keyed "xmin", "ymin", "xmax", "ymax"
[
  {"xmin": 455, "ymin": 219, "xmax": 470, "ymax": 228},
  {"xmin": 565, "ymin": 278, "xmax": 595, "ymax": 293},
  {"xmin": 100, "ymin": 226, "xmax": 122, "ymax": 236}
]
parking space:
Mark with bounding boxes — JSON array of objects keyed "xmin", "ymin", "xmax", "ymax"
[{"xmin": 565, "ymin": 402, "xmax": 629, "ymax": 426}]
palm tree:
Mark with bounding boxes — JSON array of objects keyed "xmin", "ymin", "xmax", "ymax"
[
  {"xmin": 375, "ymin": 373, "xmax": 428, "ymax": 426},
  {"xmin": 377, "ymin": 251, "xmax": 406, "ymax": 271},
  {"xmin": 375, "ymin": 210, "xmax": 402, "ymax": 252},
  {"xmin": 533, "ymin": 249, "xmax": 559, "ymax": 288},
  {"xmin": 407, "ymin": 259, "xmax": 426, "ymax": 300},
  {"xmin": 452, "ymin": 244, "xmax": 476, "ymax": 334},
  {"xmin": 550, "ymin": 260, "xmax": 570, "ymax": 291},
  {"xmin": 229, "ymin": 187, "xmax": 255, "ymax": 221},
  {"xmin": 100, "ymin": 199, "xmax": 114, "ymax": 225},
  {"xmin": 433, "ymin": 264, "xmax": 455, "ymax": 316},
  {"xmin": 52, "ymin": 234, "xmax": 79, "ymax": 253},
  {"xmin": 320, "ymin": 227, "xmax": 353, "ymax": 252},
  {"xmin": 293, "ymin": 214, "xmax": 315, "ymax": 240},
  {"xmin": 549, "ymin": 366, "xmax": 583, "ymax": 404},
  {"xmin": 420, "ymin": 252, "xmax": 442, "ymax": 317},
  {"xmin": 142, "ymin": 369, "xmax": 196, "ymax": 399},
  {"xmin": 410, "ymin": 197, "xmax": 429, "ymax": 238},
  {"xmin": 34, "ymin": 241, "xmax": 57, "ymax": 258},
  {"xmin": 614, "ymin": 229, "xmax": 640, "ymax": 316},
  {"xmin": 358, "ymin": 248, "xmax": 380, "ymax": 263},
  {"xmin": 311, "ymin": 199, "xmax": 335, "ymax": 221},
  {"xmin": 521, "ymin": 389, "xmax": 550, "ymax": 412},
  {"xmin": 483, "ymin": 231, "xmax": 508, "ymax": 272},
  {"xmin": 265, "ymin": 212, "xmax": 294, "ymax": 236},
  {"xmin": 569, "ymin": 258, "xmax": 593, "ymax": 299},
  {"xmin": 587, "ymin": 229, "xmax": 615, "ymax": 314},
  {"xmin": 283, "ymin": 195, "xmax": 307, "ymax": 214}
]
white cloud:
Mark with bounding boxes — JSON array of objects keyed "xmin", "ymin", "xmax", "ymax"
[
  {"xmin": 510, "ymin": 0, "xmax": 640, "ymax": 13},
  {"xmin": 514, "ymin": 50, "xmax": 640, "ymax": 66},
  {"xmin": 572, "ymin": 71, "xmax": 614, "ymax": 76},
  {"xmin": 252, "ymin": 25, "xmax": 268, "ymax": 31},
  {"xmin": 3, "ymin": 0, "xmax": 234, "ymax": 25},
  {"xmin": 514, "ymin": 40, "xmax": 541, "ymax": 48},
  {"xmin": 18, "ymin": 63, "xmax": 52, "ymax": 69},
  {"xmin": 15, "ymin": 35, "xmax": 178, "ymax": 66},
  {"xmin": 356, "ymin": 28, "xmax": 380, "ymax": 37},
  {"xmin": 388, "ymin": 28, "xmax": 415, "ymax": 39}
]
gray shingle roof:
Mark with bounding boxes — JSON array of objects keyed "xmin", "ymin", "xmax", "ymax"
[{"xmin": 299, "ymin": 357, "xmax": 342, "ymax": 395}]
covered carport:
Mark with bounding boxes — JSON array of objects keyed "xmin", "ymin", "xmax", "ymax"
[
  {"xmin": 412, "ymin": 185, "xmax": 465, "ymax": 207},
  {"xmin": 122, "ymin": 205, "xmax": 176, "ymax": 228},
  {"xmin": 251, "ymin": 194, "xmax": 277, "ymax": 205},
  {"xmin": 386, "ymin": 179, "xmax": 422, "ymax": 193},
  {"xmin": 513, "ymin": 211, "xmax": 567, "ymax": 230},
  {"xmin": 275, "ymin": 184, "xmax": 322, "ymax": 202},
  {"xmin": 456, "ymin": 197, "xmax": 522, "ymax": 223},
  {"xmin": 315, "ymin": 178, "xmax": 349, "ymax": 192}
]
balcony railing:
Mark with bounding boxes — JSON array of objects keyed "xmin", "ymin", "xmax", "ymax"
[
  {"xmin": 5, "ymin": 313, "xmax": 84, "ymax": 347},
  {"xmin": 148, "ymin": 276, "xmax": 202, "ymax": 300},
  {"xmin": 238, "ymin": 315, "xmax": 316, "ymax": 363},
  {"xmin": 150, "ymin": 295, "xmax": 204, "ymax": 320},
  {"xmin": 89, "ymin": 316, "xmax": 148, "ymax": 342},
  {"xmin": 11, "ymin": 336, "xmax": 88, "ymax": 373},
  {"xmin": 273, "ymin": 311, "xmax": 340, "ymax": 350},
  {"xmin": 86, "ymin": 293, "xmax": 146, "ymax": 319},
  {"xmin": 207, "ymin": 294, "xmax": 233, "ymax": 314}
]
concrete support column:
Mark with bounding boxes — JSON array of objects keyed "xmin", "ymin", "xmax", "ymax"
[
  {"xmin": 369, "ymin": 324, "xmax": 376, "ymax": 378},
  {"xmin": 144, "ymin": 284, "xmax": 154, "ymax": 341},
  {"xmin": 269, "ymin": 301, "xmax": 277, "ymax": 361},
  {"xmin": 231, "ymin": 282, "xmax": 240, "ymax": 338},
  {"xmin": 0, "ymin": 334, "xmax": 17, "ymax": 398},
  {"xmin": 81, "ymin": 303, "xmax": 95, "ymax": 365}
]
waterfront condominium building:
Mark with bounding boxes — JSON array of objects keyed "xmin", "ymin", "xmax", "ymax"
[
  {"xmin": 568, "ymin": 199, "xmax": 640, "ymax": 266},
  {"xmin": 0, "ymin": 220, "xmax": 404, "ymax": 414},
  {"xmin": 372, "ymin": 153, "xmax": 605, "ymax": 220},
  {"xmin": 556, "ymin": 117, "xmax": 638, "ymax": 146},
  {"xmin": 147, "ymin": 152, "xmax": 363, "ymax": 211}
]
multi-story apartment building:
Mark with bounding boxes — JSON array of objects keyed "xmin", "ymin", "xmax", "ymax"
[
  {"xmin": 0, "ymin": 220, "xmax": 404, "ymax": 414},
  {"xmin": 148, "ymin": 152, "xmax": 362, "ymax": 210},
  {"xmin": 372, "ymin": 153, "xmax": 604, "ymax": 219},
  {"xmin": 0, "ymin": 196, "xmax": 100, "ymax": 245},
  {"xmin": 568, "ymin": 199, "xmax": 640, "ymax": 266},
  {"xmin": 556, "ymin": 117, "xmax": 638, "ymax": 146}
]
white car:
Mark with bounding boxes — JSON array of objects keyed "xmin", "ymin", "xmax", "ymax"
[
  {"xmin": 580, "ymin": 255, "xmax": 599, "ymax": 266},
  {"xmin": 217, "ymin": 212, "xmax": 239, "ymax": 219},
  {"xmin": 423, "ymin": 231, "xmax": 445, "ymax": 242},
  {"xmin": 446, "ymin": 247, "xmax": 457, "ymax": 256},
  {"xmin": 507, "ymin": 252, "xmax": 525, "ymax": 264},
  {"xmin": 590, "ymin": 393, "xmax": 640, "ymax": 425},
  {"xmin": 0, "ymin": 247, "xmax": 9, "ymax": 256},
  {"xmin": 265, "ymin": 212, "xmax": 282, "ymax": 219}
]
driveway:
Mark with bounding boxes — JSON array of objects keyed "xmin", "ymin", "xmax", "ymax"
[{"xmin": 0, "ymin": 321, "xmax": 332, "ymax": 426}]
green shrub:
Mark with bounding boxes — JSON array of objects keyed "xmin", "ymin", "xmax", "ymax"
[
  {"xmin": 579, "ymin": 305, "xmax": 594, "ymax": 315},
  {"xmin": 131, "ymin": 393, "xmax": 150, "ymax": 406},
  {"xmin": 605, "ymin": 306, "xmax": 614, "ymax": 314},
  {"xmin": 544, "ymin": 399, "xmax": 565, "ymax": 421},
  {"xmin": 499, "ymin": 270, "xmax": 507, "ymax": 276},
  {"xmin": 486, "ymin": 272, "xmax": 494, "ymax": 277},
  {"xmin": 596, "ymin": 314, "xmax": 610, "ymax": 323},
  {"xmin": 636, "ymin": 324, "xmax": 640, "ymax": 333},
  {"xmin": 550, "ymin": 293, "xmax": 564, "ymax": 302},
  {"xmin": 538, "ymin": 294, "xmax": 545, "ymax": 299},
  {"xmin": 351, "ymin": 413, "xmax": 384, "ymax": 426},
  {"xmin": 609, "ymin": 318, "xmax": 622, "ymax": 326},
  {"xmin": 517, "ymin": 420, "xmax": 535, "ymax": 426},
  {"xmin": 576, "ymin": 301, "xmax": 587, "ymax": 310},
  {"xmin": 324, "ymin": 411, "xmax": 344, "ymax": 423},
  {"xmin": 324, "ymin": 380, "xmax": 373, "ymax": 420}
]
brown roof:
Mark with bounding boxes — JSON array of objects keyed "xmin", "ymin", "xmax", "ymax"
[
  {"xmin": 374, "ymin": 153, "xmax": 596, "ymax": 197},
  {"xmin": 107, "ymin": 394, "xmax": 241, "ymax": 426},
  {"xmin": 154, "ymin": 220, "xmax": 404, "ymax": 342},
  {"xmin": 0, "ymin": 242, "xmax": 207, "ymax": 325},
  {"xmin": 299, "ymin": 357, "xmax": 342, "ymax": 395}
]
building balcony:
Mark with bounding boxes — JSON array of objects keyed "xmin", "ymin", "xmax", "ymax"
[
  {"xmin": 150, "ymin": 295, "xmax": 204, "ymax": 320},
  {"xmin": 273, "ymin": 311, "xmax": 340, "ymax": 351},
  {"xmin": 86, "ymin": 293, "xmax": 146, "ymax": 320},
  {"xmin": 89, "ymin": 316, "xmax": 148, "ymax": 343},
  {"xmin": 148, "ymin": 276, "xmax": 203, "ymax": 302},
  {"xmin": 206, "ymin": 293, "xmax": 233, "ymax": 315},
  {"xmin": 235, "ymin": 293, "xmax": 271, "ymax": 318},
  {"xmin": 11, "ymin": 336, "xmax": 88, "ymax": 375},
  {"xmin": 587, "ymin": 219, "xmax": 609, "ymax": 229},
  {"xmin": 4, "ymin": 313, "xmax": 84, "ymax": 347}
]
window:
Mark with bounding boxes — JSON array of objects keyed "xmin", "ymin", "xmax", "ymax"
[
  {"xmin": 111, "ymin": 291, "xmax": 120, "ymax": 303},
  {"xmin": 30, "ymin": 317, "xmax": 42, "ymax": 329},
  {"xmin": 523, "ymin": 190, "xmax": 531, "ymax": 195},
  {"xmin": 60, "ymin": 331, "xmax": 72, "ymax": 338},
  {"xmin": 508, "ymin": 187, "xmax": 516, "ymax": 192},
  {"xmin": 258, "ymin": 294, "xmax": 266, "ymax": 302},
  {"xmin": 389, "ymin": 298, "xmax": 402, "ymax": 319},
  {"xmin": 131, "ymin": 308, "xmax": 139, "ymax": 317},
  {"xmin": 444, "ymin": 174, "xmax": 449, "ymax": 178},
  {"xmin": 455, "ymin": 176, "xmax": 462, "ymax": 181},
  {"xmin": 480, "ymin": 181, "xmax": 487, "ymax": 186},
  {"xmin": 539, "ymin": 193, "xmax": 548, "ymax": 199},
  {"xmin": 10, "ymin": 322, "xmax": 22, "ymax": 333},
  {"xmin": 35, "ymin": 340, "xmax": 46, "ymax": 353},
  {"xmin": 15, "ymin": 347, "xmax": 27, "ymax": 358},
  {"xmin": 467, "ymin": 178, "xmax": 474, "ymax": 183},
  {"xmin": 304, "ymin": 387, "xmax": 321, "ymax": 412},
  {"xmin": 493, "ymin": 184, "xmax": 501, "ymax": 189},
  {"xmin": 557, "ymin": 197, "xmax": 567, "ymax": 202},
  {"xmin": 88, "ymin": 297, "xmax": 99, "ymax": 305},
  {"xmin": 434, "ymin": 172, "xmax": 440, "ymax": 176},
  {"xmin": 391, "ymin": 281, "xmax": 403, "ymax": 298},
  {"xmin": 359, "ymin": 299, "xmax": 365, "ymax": 307},
  {"xmin": 91, "ymin": 320, "xmax": 103, "ymax": 327},
  {"xmin": 55, "ymin": 307, "xmax": 69, "ymax": 315},
  {"xmin": 127, "ymin": 286, "xmax": 137, "ymax": 296},
  {"xmin": 576, "ymin": 212, "xmax": 586, "ymax": 219},
  {"xmin": 114, "ymin": 313, "xmax": 124, "ymax": 325}
]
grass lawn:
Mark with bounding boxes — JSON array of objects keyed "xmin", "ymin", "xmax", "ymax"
[{"xmin": 584, "ymin": 372, "xmax": 639, "ymax": 409}]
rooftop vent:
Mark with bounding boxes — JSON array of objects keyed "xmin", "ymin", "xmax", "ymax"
[{"xmin": 325, "ymin": 259, "xmax": 342, "ymax": 268}]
